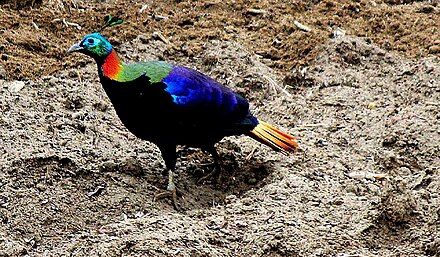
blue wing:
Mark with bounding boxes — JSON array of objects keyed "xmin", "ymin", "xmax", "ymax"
[{"xmin": 161, "ymin": 65, "xmax": 251, "ymax": 122}]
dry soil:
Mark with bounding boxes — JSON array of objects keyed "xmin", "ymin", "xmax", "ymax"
[{"xmin": 0, "ymin": 0, "xmax": 439, "ymax": 256}]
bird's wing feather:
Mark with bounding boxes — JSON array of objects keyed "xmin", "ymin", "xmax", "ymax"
[
  {"xmin": 120, "ymin": 62, "xmax": 256, "ymax": 131},
  {"xmin": 160, "ymin": 65, "xmax": 250, "ymax": 122}
]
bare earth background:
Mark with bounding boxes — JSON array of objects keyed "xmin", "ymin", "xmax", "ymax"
[{"xmin": 0, "ymin": 0, "xmax": 439, "ymax": 256}]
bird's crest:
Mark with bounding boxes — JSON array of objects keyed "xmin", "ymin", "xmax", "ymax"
[{"xmin": 98, "ymin": 15, "xmax": 123, "ymax": 32}]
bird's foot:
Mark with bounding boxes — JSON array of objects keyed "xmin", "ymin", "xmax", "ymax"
[
  {"xmin": 154, "ymin": 184, "xmax": 178, "ymax": 210},
  {"xmin": 153, "ymin": 170, "xmax": 180, "ymax": 210},
  {"xmin": 197, "ymin": 148, "xmax": 229, "ymax": 187},
  {"xmin": 197, "ymin": 165, "xmax": 225, "ymax": 186}
]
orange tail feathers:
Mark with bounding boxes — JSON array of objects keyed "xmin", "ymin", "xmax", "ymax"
[{"xmin": 249, "ymin": 121, "xmax": 299, "ymax": 154}]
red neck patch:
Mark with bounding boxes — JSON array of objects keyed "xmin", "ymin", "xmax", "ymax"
[{"xmin": 102, "ymin": 49, "xmax": 122, "ymax": 80}]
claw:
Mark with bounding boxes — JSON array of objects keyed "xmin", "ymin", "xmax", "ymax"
[
  {"xmin": 197, "ymin": 147, "xmax": 228, "ymax": 185},
  {"xmin": 154, "ymin": 170, "xmax": 179, "ymax": 210},
  {"xmin": 154, "ymin": 189, "xmax": 178, "ymax": 210},
  {"xmin": 197, "ymin": 162, "xmax": 225, "ymax": 185}
]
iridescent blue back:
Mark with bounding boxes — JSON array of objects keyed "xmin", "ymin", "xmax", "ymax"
[{"xmin": 162, "ymin": 65, "xmax": 252, "ymax": 123}]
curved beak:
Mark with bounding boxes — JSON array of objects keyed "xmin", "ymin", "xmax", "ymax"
[{"xmin": 67, "ymin": 42, "xmax": 83, "ymax": 53}]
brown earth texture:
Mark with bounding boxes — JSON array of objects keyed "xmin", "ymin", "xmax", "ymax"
[{"xmin": 0, "ymin": 0, "xmax": 439, "ymax": 256}]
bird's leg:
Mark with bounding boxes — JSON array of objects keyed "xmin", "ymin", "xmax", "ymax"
[
  {"xmin": 197, "ymin": 146, "xmax": 225, "ymax": 185},
  {"xmin": 154, "ymin": 168, "xmax": 178, "ymax": 210},
  {"xmin": 154, "ymin": 144, "xmax": 179, "ymax": 210}
]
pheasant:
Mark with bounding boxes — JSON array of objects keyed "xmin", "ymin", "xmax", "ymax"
[{"xmin": 68, "ymin": 29, "xmax": 299, "ymax": 209}]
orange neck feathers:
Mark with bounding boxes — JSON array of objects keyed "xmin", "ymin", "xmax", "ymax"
[{"xmin": 102, "ymin": 49, "xmax": 122, "ymax": 80}]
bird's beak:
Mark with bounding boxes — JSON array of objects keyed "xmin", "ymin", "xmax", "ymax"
[{"xmin": 67, "ymin": 42, "xmax": 83, "ymax": 53}]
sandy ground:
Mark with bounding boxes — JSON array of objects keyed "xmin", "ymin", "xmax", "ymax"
[{"xmin": 0, "ymin": 0, "xmax": 439, "ymax": 256}]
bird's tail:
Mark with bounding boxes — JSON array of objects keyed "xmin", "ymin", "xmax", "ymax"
[{"xmin": 248, "ymin": 121, "xmax": 299, "ymax": 154}]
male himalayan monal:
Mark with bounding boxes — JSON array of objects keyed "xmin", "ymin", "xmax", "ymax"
[{"xmin": 67, "ymin": 25, "xmax": 299, "ymax": 209}]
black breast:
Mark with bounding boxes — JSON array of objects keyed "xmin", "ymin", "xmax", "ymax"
[{"xmin": 99, "ymin": 75, "xmax": 176, "ymax": 143}]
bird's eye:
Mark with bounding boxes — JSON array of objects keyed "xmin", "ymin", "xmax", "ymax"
[{"xmin": 87, "ymin": 38, "xmax": 95, "ymax": 44}]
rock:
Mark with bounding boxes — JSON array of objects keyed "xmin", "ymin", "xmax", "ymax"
[
  {"xmin": 380, "ymin": 177, "xmax": 417, "ymax": 224},
  {"xmin": 7, "ymin": 81, "xmax": 25, "ymax": 93},
  {"xmin": 333, "ymin": 27, "xmax": 346, "ymax": 39}
]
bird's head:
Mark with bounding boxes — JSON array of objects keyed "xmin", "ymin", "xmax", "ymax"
[{"xmin": 68, "ymin": 32, "xmax": 112, "ymax": 61}]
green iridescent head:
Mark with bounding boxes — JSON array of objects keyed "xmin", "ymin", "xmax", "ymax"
[{"xmin": 67, "ymin": 32, "xmax": 112, "ymax": 61}]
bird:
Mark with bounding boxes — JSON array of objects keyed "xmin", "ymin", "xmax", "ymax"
[{"xmin": 68, "ymin": 31, "xmax": 299, "ymax": 209}]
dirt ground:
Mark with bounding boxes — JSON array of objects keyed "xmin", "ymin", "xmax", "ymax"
[{"xmin": 0, "ymin": 0, "xmax": 439, "ymax": 256}]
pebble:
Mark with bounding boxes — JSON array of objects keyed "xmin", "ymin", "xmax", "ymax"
[
  {"xmin": 367, "ymin": 101, "xmax": 377, "ymax": 109},
  {"xmin": 7, "ymin": 81, "xmax": 25, "ymax": 93},
  {"xmin": 333, "ymin": 27, "xmax": 346, "ymax": 38}
]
